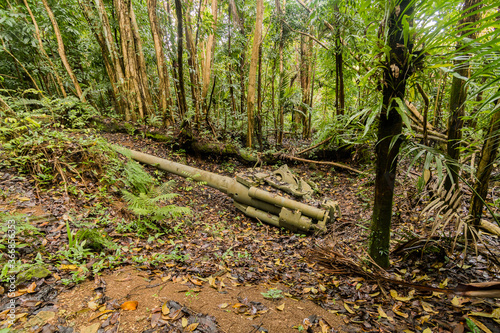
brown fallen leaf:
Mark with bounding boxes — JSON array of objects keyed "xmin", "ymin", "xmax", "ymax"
[
  {"xmin": 120, "ymin": 301, "xmax": 138, "ymax": 311},
  {"xmin": 161, "ymin": 302, "xmax": 170, "ymax": 315},
  {"xmin": 88, "ymin": 301, "xmax": 99, "ymax": 311},
  {"xmin": 420, "ymin": 301, "xmax": 438, "ymax": 314},
  {"xmin": 89, "ymin": 310, "xmax": 114, "ymax": 321},
  {"xmin": 186, "ymin": 323, "xmax": 199, "ymax": 331},
  {"xmin": 151, "ymin": 312, "xmax": 160, "ymax": 328},
  {"xmin": 208, "ymin": 276, "xmax": 217, "ymax": 289},
  {"xmin": 8, "ymin": 290, "xmax": 26, "ymax": 298},
  {"xmin": 167, "ymin": 308, "xmax": 182, "ymax": 320},
  {"xmin": 318, "ymin": 319, "xmax": 330, "ymax": 333},
  {"xmin": 218, "ymin": 303, "xmax": 229, "ymax": 309},
  {"xmin": 26, "ymin": 282, "xmax": 37, "ymax": 293},
  {"xmin": 343, "ymin": 302, "xmax": 355, "ymax": 314},
  {"xmin": 189, "ymin": 276, "xmax": 203, "ymax": 286}
]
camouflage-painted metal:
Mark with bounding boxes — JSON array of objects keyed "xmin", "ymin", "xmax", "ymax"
[{"xmin": 118, "ymin": 147, "xmax": 339, "ymax": 233}]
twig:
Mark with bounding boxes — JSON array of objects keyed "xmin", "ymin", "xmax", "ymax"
[
  {"xmin": 281, "ymin": 18, "xmax": 329, "ymax": 51},
  {"xmin": 279, "ymin": 154, "xmax": 365, "ymax": 174},
  {"xmin": 248, "ymin": 322, "xmax": 265, "ymax": 333},
  {"xmin": 297, "ymin": 136, "xmax": 334, "ymax": 155}
]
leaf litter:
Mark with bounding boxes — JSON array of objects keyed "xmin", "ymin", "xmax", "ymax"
[{"xmin": 0, "ymin": 131, "xmax": 499, "ymax": 332}]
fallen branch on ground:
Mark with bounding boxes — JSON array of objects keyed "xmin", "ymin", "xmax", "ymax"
[
  {"xmin": 279, "ymin": 154, "xmax": 365, "ymax": 174},
  {"xmin": 310, "ymin": 242, "xmax": 500, "ymax": 297}
]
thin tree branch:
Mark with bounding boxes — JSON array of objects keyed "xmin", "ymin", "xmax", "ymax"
[{"xmin": 281, "ymin": 18, "xmax": 329, "ymax": 50}]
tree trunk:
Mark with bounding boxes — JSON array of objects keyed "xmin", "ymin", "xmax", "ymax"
[
  {"xmin": 147, "ymin": 0, "xmax": 173, "ymax": 126},
  {"xmin": 130, "ymin": 5, "xmax": 154, "ymax": 117},
  {"xmin": 334, "ymin": 2, "xmax": 344, "ymax": 115},
  {"xmin": 256, "ymin": 42, "xmax": 263, "ymax": 150},
  {"xmin": 433, "ymin": 71, "xmax": 447, "ymax": 129},
  {"xmin": 185, "ymin": 12, "xmax": 201, "ymax": 127},
  {"xmin": 445, "ymin": 0, "xmax": 482, "ymax": 190},
  {"xmin": 201, "ymin": 0, "xmax": 218, "ymax": 119},
  {"xmin": 41, "ymin": 0, "xmax": 85, "ymax": 102},
  {"xmin": 300, "ymin": 34, "xmax": 313, "ymax": 138},
  {"xmin": 246, "ymin": 0, "xmax": 263, "ymax": 148},
  {"xmin": 470, "ymin": 96, "xmax": 500, "ymax": 227},
  {"xmin": 174, "ymin": 0, "xmax": 188, "ymax": 120},
  {"xmin": 276, "ymin": 0, "xmax": 286, "ymax": 146},
  {"xmin": 115, "ymin": 0, "xmax": 144, "ymax": 120},
  {"xmin": 227, "ymin": 4, "xmax": 236, "ymax": 117},
  {"xmin": 369, "ymin": 0, "xmax": 414, "ymax": 268},
  {"xmin": 23, "ymin": 0, "xmax": 67, "ymax": 98},
  {"xmin": 97, "ymin": 0, "xmax": 129, "ymax": 117}
]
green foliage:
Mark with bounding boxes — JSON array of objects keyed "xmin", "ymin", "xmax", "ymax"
[
  {"xmin": 48, "ymin": 96, "xmax": 99, "ymax": 129},
  {"xmin": 122, "ymin": 181, "xmax": 191, "ymax": 234},
  {"xmin": 150, "ymin": 246, "xmax": 189, "ymax": 265},
  {"xmin": 261, "ymin": 288, "xmax": 283, "ymax": 300},
  {"xmin": 122, "ymin": 160, "xmax": 154, "ymax": 194},
  {"xmin": 465, "ymin": 317, "xmax": 480, "ymax": 333},
  {"xmin": 60, "ymin": 221, "xmax": 93, "ymax": 263},
  {"xmin": 75, "ymin": 228, "xmax": 117, "ymax": 252}
]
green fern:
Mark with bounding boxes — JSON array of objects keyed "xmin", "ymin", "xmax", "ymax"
[
  {"xmin": 75, "ymin": 229, "xmax": 117, "ymax": 252},
  {"xmin": 122, "ymin": 181, "xmax": 191, "ymax": 230},
  {"xmin": 122, "ymin": 160, "xmax": 154, "ymax": 194}
]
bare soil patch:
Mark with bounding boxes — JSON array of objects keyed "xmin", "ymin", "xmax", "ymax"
[{"xmin": 57, "ymin": 266, "xmax": 344, "ymax": 332}]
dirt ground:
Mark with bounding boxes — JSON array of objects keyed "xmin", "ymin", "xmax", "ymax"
[{"xmin": 57, "ymin": 266, "xmax": 345, "ymax": 332}]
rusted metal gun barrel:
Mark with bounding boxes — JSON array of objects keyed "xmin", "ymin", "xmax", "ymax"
[{"xmin": 117, "ymin": 146, "xmax": 336, "ymax": 233}]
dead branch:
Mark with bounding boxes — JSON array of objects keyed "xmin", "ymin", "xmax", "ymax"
[
  {"xmin": 310, "ymin": 243, "xmax": 500, "ymax": 298},
  {"xmin": 297, "ymin": 136, "xmax": 334, "ymax": 155},
  {"xmin": 279, "ymin": 154, "xmax": 365, "ymax": 174}
]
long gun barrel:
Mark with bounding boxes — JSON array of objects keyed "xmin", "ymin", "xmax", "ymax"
[{"xmin": 118, "ymin": 147, "xmax": 338, "ymax": 233}]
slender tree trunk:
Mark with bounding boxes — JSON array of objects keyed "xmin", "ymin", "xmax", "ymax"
[
  {"xmin": 256, "ymin": 42, "xmax": 263, "ymax": 150},
  {"xmin": 23, "ymin": 0, "xmax": 67, "ymax": 98},
  {"xmin": 334, "ymin": 2, "xmax": 344, "ymax": 115},
  {"xmin": 469, "ymin": 9, "xmax": 500, "ymax": 227},
  {"xmin": 130, "ymin": 5, "xmax": 154, "ymax": 117},
  {"xmin": 445, "ymin": 0, "xmax": 482, "ymax": 190},
  {"xmin": 201, "ymin": 0, "xmax": 218, "ymax": 120},
  {"xmin": 227, "ymin": 4, "xmax": 236, "ymax": 116},
  {"xmin": 276, "ymin": 0, "xmax": 285, "ymax": 145},
  {"xmin": 147, "ymin": 0, "xmax": 173, "ymax": 126},
  {"xmin": 470, "ymin": 96, "xmax": 500, "ymax": 227},
  {"xmin": 300, "ymin": 33, "xmax": 313, "ymax": 138},
  {"xmin": 96, "ymin": 0, "xmax": 129, "ymax": 117},
  {"xmin": 271, "ymin": 55, "xmax": 276, "ymax": 142},
  {"xmin": 41, "ymin": 0, "xmax": 85, "ymax": 101},
  {"xmin": 369, "ymin": 0, "xmax": 414, "ymax": 268},
  {"xmin": 246, "ymin": 0, "xmax": 263, "ymax": 148},
  {"xmin": 163, "ymin": 0, "xmax": 182, "ymax": 122},
  {"xmin": 174, "ymin": 0, "xmax": 188, "ymax": 120},
  {"xmin": 115, "ymin": 0, "xmax": 144, "ymax": 120},
  {"xmin": 185, "ymin": 13, "xmax": 201, "ymax": 127},
  {"xmin": 433, "ymin": 71, "xmax": 446, "ymax": 128},
  {"xmin": 307, "ymin": 50, "xmax": 316, "ymax": 138}
]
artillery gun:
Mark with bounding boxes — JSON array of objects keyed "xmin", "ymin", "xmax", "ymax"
[{"xmin": 117, "ymin": 146, "xmax": 340, "ymax": 233}]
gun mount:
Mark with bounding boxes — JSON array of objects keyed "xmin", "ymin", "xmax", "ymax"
[{"xmin": 117, "ymin": 146, "xmax": 340, "ymax": 233}]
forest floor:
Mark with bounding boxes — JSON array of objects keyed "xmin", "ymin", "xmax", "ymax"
[{"xmin": 1, "ymin": 130, "xmax": 500, "ymax": 333}]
